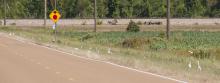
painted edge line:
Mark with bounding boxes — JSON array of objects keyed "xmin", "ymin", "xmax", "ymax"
[{"xmin": 3, "ymin": 34, "xmax": 188, "ymax": 83}]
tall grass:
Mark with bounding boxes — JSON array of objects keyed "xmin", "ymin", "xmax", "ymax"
[{"xmin": 1, "ymin": 26, "xmax": 220, "ymax": 82}]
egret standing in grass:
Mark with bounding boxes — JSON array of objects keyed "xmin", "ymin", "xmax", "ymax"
[
  {"xmin": 198, "ymin": 61, "xmax": 202, "ymax": 71},
  {"xmin": 188, "ymin": 61, "xmax": 192, "ymax": 69}
]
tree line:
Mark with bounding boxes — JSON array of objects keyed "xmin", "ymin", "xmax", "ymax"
[{"xmin": 0, "ymin": 0, "xmax": 220, "ymax": 19}]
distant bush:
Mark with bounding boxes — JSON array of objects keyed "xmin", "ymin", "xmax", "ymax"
[
  {"xmin": 82, "ymin": 21, "xmax": 87, "ymax": 25},
  {"xmin": 137, "ymin": 21, "xmax": 143, "ymax": 25},
  {"xmin": 126, "ymin": 20, "xmax": 140, "ymax": 32},
  {"xmin": 108, "ymin": 19, "xmax": 118, "ymax": 25},
  {"xmin": 10, "ymin": 23, "xmax": 16, "ymax": 26},
  {"xmin": 97, "ymin": 20, "xmax": 103, "ymax": 25}
]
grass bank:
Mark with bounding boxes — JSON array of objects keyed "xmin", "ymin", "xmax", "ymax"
[{"xmin": 0, "ymin": 26, "xmax": 220, "ymax": 83}]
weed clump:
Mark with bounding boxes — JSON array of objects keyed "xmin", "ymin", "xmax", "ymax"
[
  {"xmin": 122, "ymin": 37, "xmax": 148, "ymax": 48},
  {"xmin": 97, "ymin": 21, "xmax": 103, "ymax": 25},
  {"xmin": 82, "ymin": 21, "xmax": 87, "ymax": 25},
  {"xmin": 157, "ymin": 32, "xmax": 166, "ymax": 38},
  {"xmin": 10, "ymin": 23, "xmax": 16, "ymax": 25},
  {"xmin": 149, "ymin": 37, "xmax": 167, "ymax": 50},
  {"xmin": 57, "ymin": 40, "xmax": 62, "ymax": 44},
  {"xmin": 137, "ymin": 21, "xmax": 143, "ymax": 25},
  {"xmin": 127, "ymin": 20, "xmax": 140, "ymax": 32},
  {"xmin": 192, "ymin": 49, "xmax": 214, "ymax": 59},
  {"xmin": 80, "ymin": 33, "xmax": 95, "ymax": 41}
]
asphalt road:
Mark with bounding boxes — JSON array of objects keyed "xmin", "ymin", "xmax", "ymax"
[{"xmin": 0, "ymin": 34, "xmax": 184, "ymax": 83}]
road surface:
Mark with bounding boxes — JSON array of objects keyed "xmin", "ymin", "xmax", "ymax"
[{"xmin": 0, "ymin": 34, "xmax": 184, "ymax": 83}]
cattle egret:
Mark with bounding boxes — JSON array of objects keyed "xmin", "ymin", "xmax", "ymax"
[
  {"xmin": 188, "ymin": 61, "xmax": 192, "ymax": 69},
  {"xmin": 188, "ymin": 51, "xmax": 193, "ymax": 54},
  {"xmin": 198, "ymin": 61, "xmax": 202, "ymax": 71},
  {"xmin": 108, "ymin": 48, "xmax": 112, "ymax": 54}
]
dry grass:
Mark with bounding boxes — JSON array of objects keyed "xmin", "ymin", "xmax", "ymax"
[{"xmin": 1, "ymin": 25, "xmax": 220, "ymax": 83}]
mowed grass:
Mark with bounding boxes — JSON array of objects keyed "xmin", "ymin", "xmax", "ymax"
[{"xmin": 0, "ymin": 26, "xmax": 220, "ymax": 82}]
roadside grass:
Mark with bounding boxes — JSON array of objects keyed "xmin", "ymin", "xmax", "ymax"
[{"xmin": 0, "ymin": 26, "xmax": 220, "ymax": 83}]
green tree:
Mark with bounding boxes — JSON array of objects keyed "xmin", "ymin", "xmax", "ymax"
[
  {"xmin": 135, "ymin": 0, "xmax": 152, "ymax": 17},
  {"xmin": 172, "ymin": 0, "xmax": 187, "ymax": 17},
  {"xmin": 185, "ymin": 0, "xmax": 206, "ymax": 17},
  {"xmin": 150, "ymin": 0, "xmax": 166, "ymax": 17},
  {"xmin": 97, "ymin": 0, "xmax": 108, "ymax": 18},
  {"xmin": 119, "ymin": 0, "xmax": 130, "ymax": 18},
  {"xmin": 107, "ymin": 0, "xmax": 120, "ymax": 18},
  {"xmin": 0, "ymin": 0, "xmax": 28, "ymax": 18},
  {"xmin": 26, "ymin": 0, "xmax": 44, "ymax": 18}
]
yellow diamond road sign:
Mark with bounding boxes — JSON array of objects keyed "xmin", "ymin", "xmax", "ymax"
[{"xmin": 49, "ymin": 10, "xmax": 61, "ymax": 23}]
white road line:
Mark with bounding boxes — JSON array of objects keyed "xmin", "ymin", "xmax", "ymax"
[{"xmin": 2, "ymin": 34, "xmax": 188, "ymax": 83}]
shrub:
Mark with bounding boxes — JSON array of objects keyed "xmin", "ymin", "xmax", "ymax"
[
  {"xmin": 148, "ymin": 37, "xmax": 167, "ymax": 50},
  {"xmin": 137, "ymin": 21, "xmax": 143, "ymax": 25},
  {"xmin": 57, "ymin": 40, "xmax": 62, "ymax": 44},
  {"xmin": 149, "ymin": 42, "xmax": 167, "ymax": 51},
  {"xmin": 157, "ymin": 32, "xmax": 165, "ymax": 38},
  {"xmin": 97, "ymin": 21, "xmax": 103, "ymax": 25},
  {"xmin": 82, "ymin": 21, "xmax": 87, "ymax": 25},
  {"xmin": 122, "ymin": 37, "xmax": 148, "ymax": 48},
  {"xmin": 80, "ymin": 33, "xmax": 95, "ymax": 41},
  {"xmin": 126, "ymin": 20, "xmax": 140, "ymax": 32},
  {"xmin": 108, "ymin": 19, "xmax": 118, "ymax": 25},
  {"xmin": 192, "ymin": 49, "xmax": 213, "ymax": 59},
  {"xmin": 10, "ymin": 23, "xmax": 16, "ymax": 25}
]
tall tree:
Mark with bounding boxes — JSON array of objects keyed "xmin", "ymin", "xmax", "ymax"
[
  {"xmin": 150, "ymin": 0, "xmax": 166, "ymax": 17},
  {"xmin": 97, "ymin": 0, "xmax": 108, "ymax": 18},
  {"xmin": 26, "ymin": 0, "xmax": 44, "ymax": 18},
  {"xmin": 107, "ymin": 0, "xmax": 120, "ymax": 18},
  {"xmin": 172, "ymin": 0, "xmax": 187, "ymax": 17},
  {"xmin": 185, "ymin": 0, "xmax": 206, "ymax": 17}
]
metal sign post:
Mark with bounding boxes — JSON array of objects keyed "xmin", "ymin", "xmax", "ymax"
[
  {"xmin": 50, "ymin": 9, "xmax": 61, "ymax": 42},
  {"xmin": 54, "ymin": 0, "xmax": 57, "ymax": 42},
  {"xmin": 50, "ymin": 10, "xmax": 60, "ymax": 42}
]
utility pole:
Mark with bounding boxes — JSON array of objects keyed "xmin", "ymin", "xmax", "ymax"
[
  {"xmin": 94, "ymin": 0, "xmax": 97, "ymax": 32},
  {"xmin": 44, "ymin": 0, "xmax": 47, "ymax": 27},
  {"xmin": 166, "ymin": 0, "xmax": 171, "ymax": 40},
  {"xmin": 3, "ymin": 0, "xmax": 6, "ymax": 26}
]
